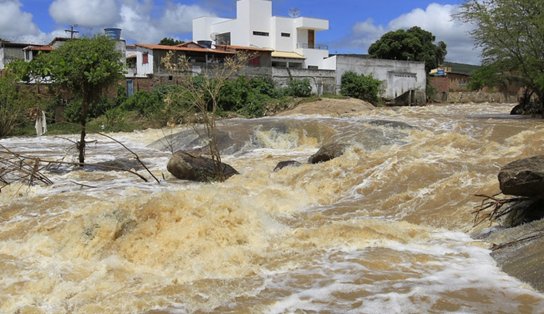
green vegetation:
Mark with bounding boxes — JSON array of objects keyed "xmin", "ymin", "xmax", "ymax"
[
  {"xmin": 159, "ymin": 37, "xmax": 185, "ymax": 46},
  {"xmin": 369, "ymin": 26, "xmax": 447, "ymax": 73},
  {"xmin": 4, "ymin": 48, "xmax": 320, "ymax": 141},
  {"xmin": 340, "ymin": 71, "xmax": 381, "ymax": 104},
  {"xmin": 0, "ymin": 70, "xmax": 36, "ymax": 137},
  {"xmin": 443, "ymin": 62, "xmax": 480, "ymax": 75},
  {"xmin": 458, "ymin": 0, "xmax": 544, "ymax": 107}
]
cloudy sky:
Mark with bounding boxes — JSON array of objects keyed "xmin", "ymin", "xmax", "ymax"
[{"xmin": 0, "ymin": 0, "xmax": 480, "ymax": 64}]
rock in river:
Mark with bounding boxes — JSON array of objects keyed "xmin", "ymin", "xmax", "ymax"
[
  {"xmin": 308, "ymin": 143, "xmax": 348, "ymax": 164},
  {"xmin": 167, "ymin": 151, "xmax": 239, "ymax": 182},
  {"xmin": 498, "ymin": 155, "xmax": 544, "ymax": 198},
  {"xmin": 274, "ymin": 160, "xmax": 302, "ymax": 172}
]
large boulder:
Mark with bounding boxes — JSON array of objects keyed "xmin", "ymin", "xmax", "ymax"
[
  {"xmin": 167, "ymin": 151, "xmax": 239, "ymax": 182},
  {"xmin": 308, "ymin": 143, "xmax": 348, "ymax": 164},
  {"xmin": 499, "ymin": 156, "xmax": 544, "ymax": 198}
]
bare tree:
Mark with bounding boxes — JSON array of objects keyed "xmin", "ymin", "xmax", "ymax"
[{"xmin": 162, "ymin": 51, "xmax": 251, "ymax": 180}]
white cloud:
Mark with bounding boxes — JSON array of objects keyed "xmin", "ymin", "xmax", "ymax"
[
  {"xmin": 49, "ymin": 0, "xmax": 120, "ymax": 28},
  {"xmin": 347, "ymin": 3, "xmax": 481, "ymax": 64},
  {"xmin": 160, "ymin": 3, "xmax": 214, "ymax": 34},
  {"xmin": 0, "ymin": 0, "xmax": 42, "ymax": 41},
  {"xmin": 116, "ymin": 1, "xmax": 215, "ymax": 43}
]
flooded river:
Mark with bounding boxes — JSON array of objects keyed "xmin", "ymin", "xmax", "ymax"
[{"xmin": 1, "ymin": 103, "xmax": 544, "ymax": 313}]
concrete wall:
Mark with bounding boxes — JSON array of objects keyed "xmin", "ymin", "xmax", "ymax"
[
  {"xmin": 331, "ymin": 55, "xmax": 426, "ymax": 103},
  {"xmin": 271, "ymin": 67, "xmax": 336, "ymax": 95}
]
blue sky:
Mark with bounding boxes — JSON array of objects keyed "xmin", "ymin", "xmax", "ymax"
[{"xmin": 1, "ymin": 0, "xmax": 479, "ymax": 64}]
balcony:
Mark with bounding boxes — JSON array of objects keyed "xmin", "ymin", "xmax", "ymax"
[{"xmin": 297, "ymin": 43, "xmax": 329, "ymax": 50}]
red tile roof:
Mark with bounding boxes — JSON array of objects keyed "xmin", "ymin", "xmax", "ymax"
[{"xmin": 24, "ymin": 45, "xmax": 53, "ymax": 51}]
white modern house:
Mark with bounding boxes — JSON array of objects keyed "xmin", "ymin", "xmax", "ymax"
[{"xmin": 193, "ymin": 0, "xmax": 332, "ymax": 70}]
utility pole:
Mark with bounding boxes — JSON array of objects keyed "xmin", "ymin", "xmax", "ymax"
[{"xmin": 65, "ymin": 25, "xmax": 79, "ymax": 39}]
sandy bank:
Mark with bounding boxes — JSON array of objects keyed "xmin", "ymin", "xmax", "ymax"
[{"xmin": 276, "ymin": 97, "xmax": 375, "ymax": 116}]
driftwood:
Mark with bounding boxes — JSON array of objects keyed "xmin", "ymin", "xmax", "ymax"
[
  {"xmin": 0, "ymin": 134, "xmax": 161, "ymax": 191},
  {"xmin": 472, "ymin": 193, "xmax": 529, "ymax": 227},
  {"xmin": 97, "ymin": 133, "xmax": 160, "ymax": 184}
]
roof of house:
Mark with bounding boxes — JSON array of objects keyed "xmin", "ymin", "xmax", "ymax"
[
  {"xmin": 47, "ymin": 37, "xmax": 72, "ymax": 46},
  {"xmin": 0, "ymin": 42, "xmax": 33, "ymax": 48},
  {"xmin": 23, "ymin": 45, "xmax": 53, "ymax": 51},
  {"xmin": 136, "ymin": 43, "xmax": 235, "ymax": 55},
  {"xmin": 271, "ymin": 51, "xmax": 305, "ymax": 59}
]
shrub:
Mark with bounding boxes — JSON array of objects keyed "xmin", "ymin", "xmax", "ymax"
[
  {"xmin": 340, "ymin": 71, "xmax": 381, "ymax": 103},
  {"xmin": 0, "ymin": 72, "xmax": 35, "ymax": 137},
  {"xmin": 286, "ymin": 79, "xmax": 312, "ymax": 97}
]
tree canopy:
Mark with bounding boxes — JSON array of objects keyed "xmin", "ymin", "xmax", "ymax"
[
  {"xmin": 368, "ymin": 26, "xmax": 447, "ymax": 72},
  {"xmin": 33, "ymin": 36, "xmax": 124, "ymax": 163},
  {"xmin": 159, "ymin": 37, "xmax": 184, "ymax": 46},
  {"xmin": 457, "ymin": 0, "xmax": 544, "ymax": 105}
]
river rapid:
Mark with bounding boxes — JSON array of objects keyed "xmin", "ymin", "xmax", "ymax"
[{"xmin": 1, "ymin": 103, "xmax": 544, "ymax": 313}]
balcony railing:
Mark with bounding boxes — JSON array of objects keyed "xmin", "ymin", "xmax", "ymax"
[{"xmin": 297, "ymin": 43, "xmax": 329, "ymax": 50}]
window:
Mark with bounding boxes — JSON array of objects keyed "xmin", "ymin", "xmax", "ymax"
[
  {"xmin": 253, "ymin": 31, "xmax": 269, "ymax": 37},
  {"xmin": 142, "ymin": 52, "xmax": 149, "ymax": 64},
  {"xmin": 281, "ymin": 33, "xmax": 291, "ymax": 38}
]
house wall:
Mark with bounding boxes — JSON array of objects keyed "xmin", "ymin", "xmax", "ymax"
[
  {"xmin": 136, "ymin": 47, "xmax": 154, "ymax": 76},
  {"xmin": 0, "ymin": 49, "xmax": 4, "ymax": 70},
  {"xmin": 272, "ymin": 17, "xmax": 296, "ymax": 52},
  {"xmin": 193, "ymin": 17, "xmax": 232, "ymax": 42},
  {"xmin": 332, "ymin": 55, "xmax": 426, "ymax": 103},
  {"xmin": 192, "ymin": 0, "xmax": 331, "ymax": 70},
  {"xmin": 0, "ymin": 47, "xmax": 25, "ymax": 70}
]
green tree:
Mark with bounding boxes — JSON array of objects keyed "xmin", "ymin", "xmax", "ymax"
[
  {"xmin": 33, "ymin": 36, "xmax": 124, "ymax": 164},
  {"xmin": 340, "ymin": 71, "xmax": 381, "ymax": 103},
  {"xmin": 457, "ymin": 0, "xmax": 544, "ymax": 108},
  {"xmin": 159, "ymin": 37, "xmax": 184, "ymax": 46},
  {"xmin": 368, "ymin": 26, "xmax": 447, "ymax": 72}
]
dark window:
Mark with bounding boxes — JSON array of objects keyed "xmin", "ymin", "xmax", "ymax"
[
  {"xmin": 142, "ymin": 52, "xmax": 149, "ymax": 64},
  {"xmin": 281, "ymin": 33, "xmax": 291, "ymax": 38},
  {"xmin": 253, "ymin": 31, "xmax": 269, "ymax": 37}
]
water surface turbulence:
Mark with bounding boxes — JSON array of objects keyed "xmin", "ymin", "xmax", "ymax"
[{"xmin": 1, "ymin": 103, "xmax": 544, "ymax": 313}]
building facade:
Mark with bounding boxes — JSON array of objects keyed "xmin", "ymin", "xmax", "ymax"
[{"xmin": 193, "ymin": 0, "xmax": 331, "ymax": 70}]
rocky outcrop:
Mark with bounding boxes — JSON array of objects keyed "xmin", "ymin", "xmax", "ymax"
[
  {"xmin": 274, "ymin": 160, "xmax": 302, "ymax": 172},
  {"xmin": 308, "ymin": 143, "xmax": 348, "ymax": 164},
  {"xmin": 480, "ymin": 156, "xmax": 544, "ymax": 293},
  {"xmin": 167, "ymin": 151, "xmax": 238, "ymax": 182},
  {"xmin": 499, "ymin": 156, "xmax": 544, "ymax": 198}
]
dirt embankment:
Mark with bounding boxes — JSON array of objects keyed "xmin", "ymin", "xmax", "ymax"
[{"xmin": 276, "ymin": 98, "xmax": 375, "ymax": 116}]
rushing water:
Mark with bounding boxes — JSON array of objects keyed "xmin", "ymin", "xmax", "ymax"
[{"xmin": 1, "ymin": 103, "xmax": 544, "ymax": 313}]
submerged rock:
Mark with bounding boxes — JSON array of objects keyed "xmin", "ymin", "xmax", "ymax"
[
  {"xmin": 274, "ymin": 160, "xmax": 302, "ymax": 172},
  {"xmin": 499, "ymin": 156, "xmax": 544, "ymax": 198},
  {"xmin": 167, "ymin": 151, "xmax": 239, "ymax": 182},
  {"xmin": 308, "ymin": 143, "xmax": 348, "ymax": 164}
]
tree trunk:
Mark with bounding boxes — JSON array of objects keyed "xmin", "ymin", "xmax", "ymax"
[{"xmin": 78, "ymin": 93, "xmax": 90, "ymax": 165}]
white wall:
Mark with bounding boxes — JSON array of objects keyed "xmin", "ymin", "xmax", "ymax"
[
  {"xmin": 297, "ymin": 48, "xmax": 329, "ymax": 69},
  {"xmin": 271, "ymin": 17, "xmax": 295, "ymax": 52},
  {"xmin": 136, "ymin": 47, "xmax": 154, "ymax": 76},
  {"xmin": 334, "ymin": 56, "xmax": 426, "ymax": 99},
  {"xmin": 0, "ymin": 49, "xmax": 5, "ymax": 70}
]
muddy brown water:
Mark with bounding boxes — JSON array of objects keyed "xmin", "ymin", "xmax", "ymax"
[{"xmin": 1, "ymin": 103, "xmax": 544, "ymax": 313}]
